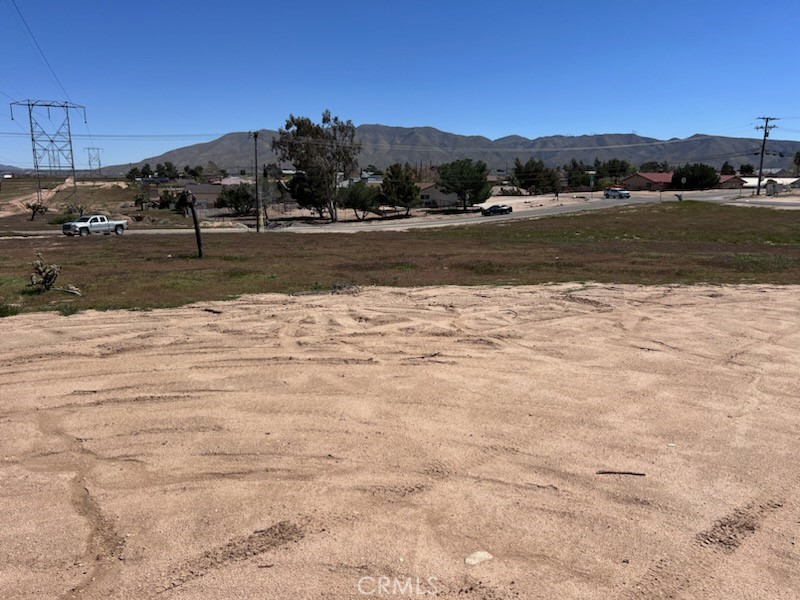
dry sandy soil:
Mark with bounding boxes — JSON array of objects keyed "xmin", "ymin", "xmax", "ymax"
[{"xmin": 1, "ymin": 284, "xmax": 798, "ymax": 599}]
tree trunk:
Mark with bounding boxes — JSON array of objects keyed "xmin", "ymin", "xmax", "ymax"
[{"xmin": 188, "ymin": 200, "xmax": 204, "ymax": 259}]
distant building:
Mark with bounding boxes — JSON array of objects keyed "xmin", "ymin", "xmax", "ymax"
[
  {"xmin": 185, "ymin": 183, "xmax": 222, "ymax": 208},
  {"xmin": 360, "ymin": 171, "xmax": 383, "ymax": 186},
  {"xmin": 418, "ymin": 183, "xmax": 460, "ymax": 208},
  {"xmin": 219, "ymin": 176, "xmax": 253, "ymax": 187},
  {"xmin": 622, "ymin": 172, "xmax": 674, "ymax": 191},
  {"xmin": 717, "ymin": 175, "xmax": 745, "ymax": 189},
  {"xmin": 740, "ymin": 177, "xmax": 800, "ymax": 190}
]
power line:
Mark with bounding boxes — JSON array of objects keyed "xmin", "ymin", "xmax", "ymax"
[{"xmin": 7, "ymin": 0, "xmax": 71, "ymax": 101}]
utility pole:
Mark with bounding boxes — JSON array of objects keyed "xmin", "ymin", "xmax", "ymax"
[
  {"xmin": 755, "ymin": 116, "xmax": 778, "ymax": 196},
  {"xmin": 250, "ymin": 131, "xmax": 263, "ymax": 232}
]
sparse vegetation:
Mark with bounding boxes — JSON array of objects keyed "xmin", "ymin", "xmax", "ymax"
[
  {"xmin": 24, "ymin": 200, "xmax": 49, "ymax": 221},
  {"xmin": 28, "ymin": 253, "xmax": 61, "ymax": 291},
  {"xmin": 215, "ymin": 183, "xmax": 256, "ymax": 216},
  {"xmin": 57, "ymin": 303, "xmax": 81, "ymax": 316},
  {"xmin": 0, "ymin": 202, "xmax": 798, "ymax": 314},
  {"xmin": 0, "ymin": 303, "xmax": 21, "ymax": 318}
]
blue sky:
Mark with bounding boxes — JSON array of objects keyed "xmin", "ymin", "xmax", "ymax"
[{"xmin": 2, "ymin": 0, "xmax": 799, "ymax": 168}]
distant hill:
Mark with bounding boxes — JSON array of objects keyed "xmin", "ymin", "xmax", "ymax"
[
  {"xmin": 104, "ymin": 125, "xmax": 800, "ymax": 175},
  {"xmin": 0, "ymin": 164, "xmax": 22, "ymax": 173}
]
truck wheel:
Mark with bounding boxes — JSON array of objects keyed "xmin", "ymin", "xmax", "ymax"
[
  {"xmin": 115, "ymin": 225, "xmax": 124, "ymax": 235},
  {"xmin": 79, "ymin": 228, "xmax": 89, "ymax": 237}
]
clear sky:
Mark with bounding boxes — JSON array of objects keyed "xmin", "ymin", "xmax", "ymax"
[{"xmin": 2, "ymin": 0, "xmax": 799, "ymax": 169}]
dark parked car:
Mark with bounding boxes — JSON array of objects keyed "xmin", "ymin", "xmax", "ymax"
[{"xmin": 481, "ymin": 204, "xmax": 513, "ymax": 216}]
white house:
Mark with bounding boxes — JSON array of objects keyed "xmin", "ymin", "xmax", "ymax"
[{"xmin": 418, "ymin": 183, "xmax": 461, "ymax": 208}]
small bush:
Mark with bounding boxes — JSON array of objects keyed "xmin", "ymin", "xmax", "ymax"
[
  {"xmin": 57, "ymin": 304, "xmax": 81, "ymax": 316},
  {"xmin": 0, "ymin": 304, "xmax": 22, "ymax": 318},
  {"xmin": 48, "ymin": 213, "xmax": 77, "ymax": 225}
]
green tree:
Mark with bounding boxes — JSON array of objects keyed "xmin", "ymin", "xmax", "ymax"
[
  {"xmin": 339, "ymin": 181, "xmax": 380, "ymax": 220},
  {"xmin": 215, "ymin": 183, "xmax": 256, "ymax": 216},
  {"xmin": 595, "ymin": 158, "xmax": 635, "ymax": 182},
  {"xmin": 563, "ymin": 159, "xmax": 592, "ymax": 188},
  {"xmin": 133, "ymin": 191, "xmax": 151, "ymax": 210},
  {"xmin": 640, "ymin": 160, "xmax": 670, "ymax": 172},
  {"xmin": 513, "ymin": 158, "xmax": 559, "ymax": 193},
  {"xmin": 672, "ymin": 163, "xmax": 719, "ymax": 190},
  {"xmin": 793, "ymin": 151, "xmax": 800, "ymax": 176},
  {"xmin": 158, "ymin": 189, "xmax": 177, "ymax": 209},
  {"xmin": 174, "ymin": 190, "xmax": 192, "ymax": 216},
  {"xmin": 162, "ymin": 161, "xmax": 179, "ymax": 179},
  {"xmin": 380, "ymin": 163, "xmax": 420, "ymax": 216},
  {"xmin": 437, "ymin": 159, "xmax": 491, "ymax": 211},
  {"xmin": 140, "ymin": 163, "xmax": 153, "ymax": 178},
  {"xmin": 739, "ymin": 163, "xmax": 755, "ymax": 176},
  {"xmin": 720, "ymin": 161, "xmax": 735, "ymax": 176},
  {"xmin": 272, "ymin": 110, "xmax": 361, "ymax": 222},
  {"xmin": 125, "ymin": 167, "xmax": 141, "ymax": 182},
  {"xmin": 263, "ymin": 163, "xmax": 283, "ymax": 179},
  {"xmin": 205, "ymin": 161, "xmax": 226, "ymax": 180},
  {"xmin": 288, "ymin": 168, "xmax": 328, "ymax": 218},
  {"xmin": 183, "ymin": 165, "xmax": 204, "ymax": 179}
]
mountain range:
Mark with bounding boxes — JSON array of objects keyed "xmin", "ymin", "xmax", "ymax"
[{"xmin": 89, "ymin": 125, "xmax": 800, "ymax": 176}]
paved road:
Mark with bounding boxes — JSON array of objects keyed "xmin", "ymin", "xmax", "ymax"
[
  {"xmin": 285, "ymin": 195, "xmax": 657, "ymax": 233},
  {"xmin": 6, "ymin": 189, "xmax": 798, "ymax": 237}
]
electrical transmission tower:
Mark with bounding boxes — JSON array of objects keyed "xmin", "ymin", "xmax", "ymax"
[
  {"xmin": 9, "ymin": 100, "xmax": 87, "ymax": 204},
  {"xmin": 755, "ymin": 116, "xmax": 778, "ymax": 196},
  {"xmin": 85, "ymin": 147, "xmax": 103, "ymax": 176}
]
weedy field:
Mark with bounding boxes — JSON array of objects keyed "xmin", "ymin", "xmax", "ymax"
[
  {"xmin": 1, "ymin": 201, "xmax": 799, "ymax": 314},
  {"xmin": 0, "ymin": 178, "xmax": 196, "ymax": 231}
]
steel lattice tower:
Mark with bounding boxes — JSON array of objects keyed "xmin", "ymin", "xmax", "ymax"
[
  {"xmin": 10, "ymin": 100, "xmax": 86, "ymax": 203},
  {"xmin": 85, "ymin": 146, "xmax": 102, "ymax": 176}
]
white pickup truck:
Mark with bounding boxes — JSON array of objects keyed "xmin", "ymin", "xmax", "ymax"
[{"xmin": 62, "ymin": 215, "xmax": 129, "ymax": 236}]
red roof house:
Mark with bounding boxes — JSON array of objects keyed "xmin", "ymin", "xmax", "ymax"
[{"xmin": 622, "ymin": 172, "xmax": 674, "ymax": 191}]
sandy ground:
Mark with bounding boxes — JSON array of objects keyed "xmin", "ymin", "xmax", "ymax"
[
  {"xmin": 0, "ymin": 178, "xmax": 74, "ymax": 219},
  {"xmin": 1, "ymin": 284, "xmax": 799, "ymax": 599}
]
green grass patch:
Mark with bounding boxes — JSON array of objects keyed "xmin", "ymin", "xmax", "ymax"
[{"xmin": 0, "ymin": 202, "xmax": 799, "ymax": 313}]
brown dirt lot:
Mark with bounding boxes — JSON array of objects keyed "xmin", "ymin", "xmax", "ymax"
[{"xmin": 1, "ymin": 284, "xmax": 798, "ymax": 599}]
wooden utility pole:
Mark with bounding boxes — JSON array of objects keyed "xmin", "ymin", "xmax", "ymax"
[
  {"xmin": 250, "ymin": 131, "xmax": 264, "ymax": 232},
  {"xmin": 187, "ymin": 192, "xmax": 204, "ymax": 258},
  {"xmin": 755, "ymin": 116, "xmax": 778, "ymax": 196}
]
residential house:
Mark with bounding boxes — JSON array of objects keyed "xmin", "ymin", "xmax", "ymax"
[
  {"xmin": 184, "ymin": 183, "xmax": 222, "ymax": 209},
  {"xmin": 717, "ymin": 175, "xmax": 745, "ymax": 189},
  {"xmin": 419, "ymin": 183, "xmax": 460, "ymax": 208},
  {"xmin": 621, "ymin": 172, "xmax": 673, "ymax": 191}
]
